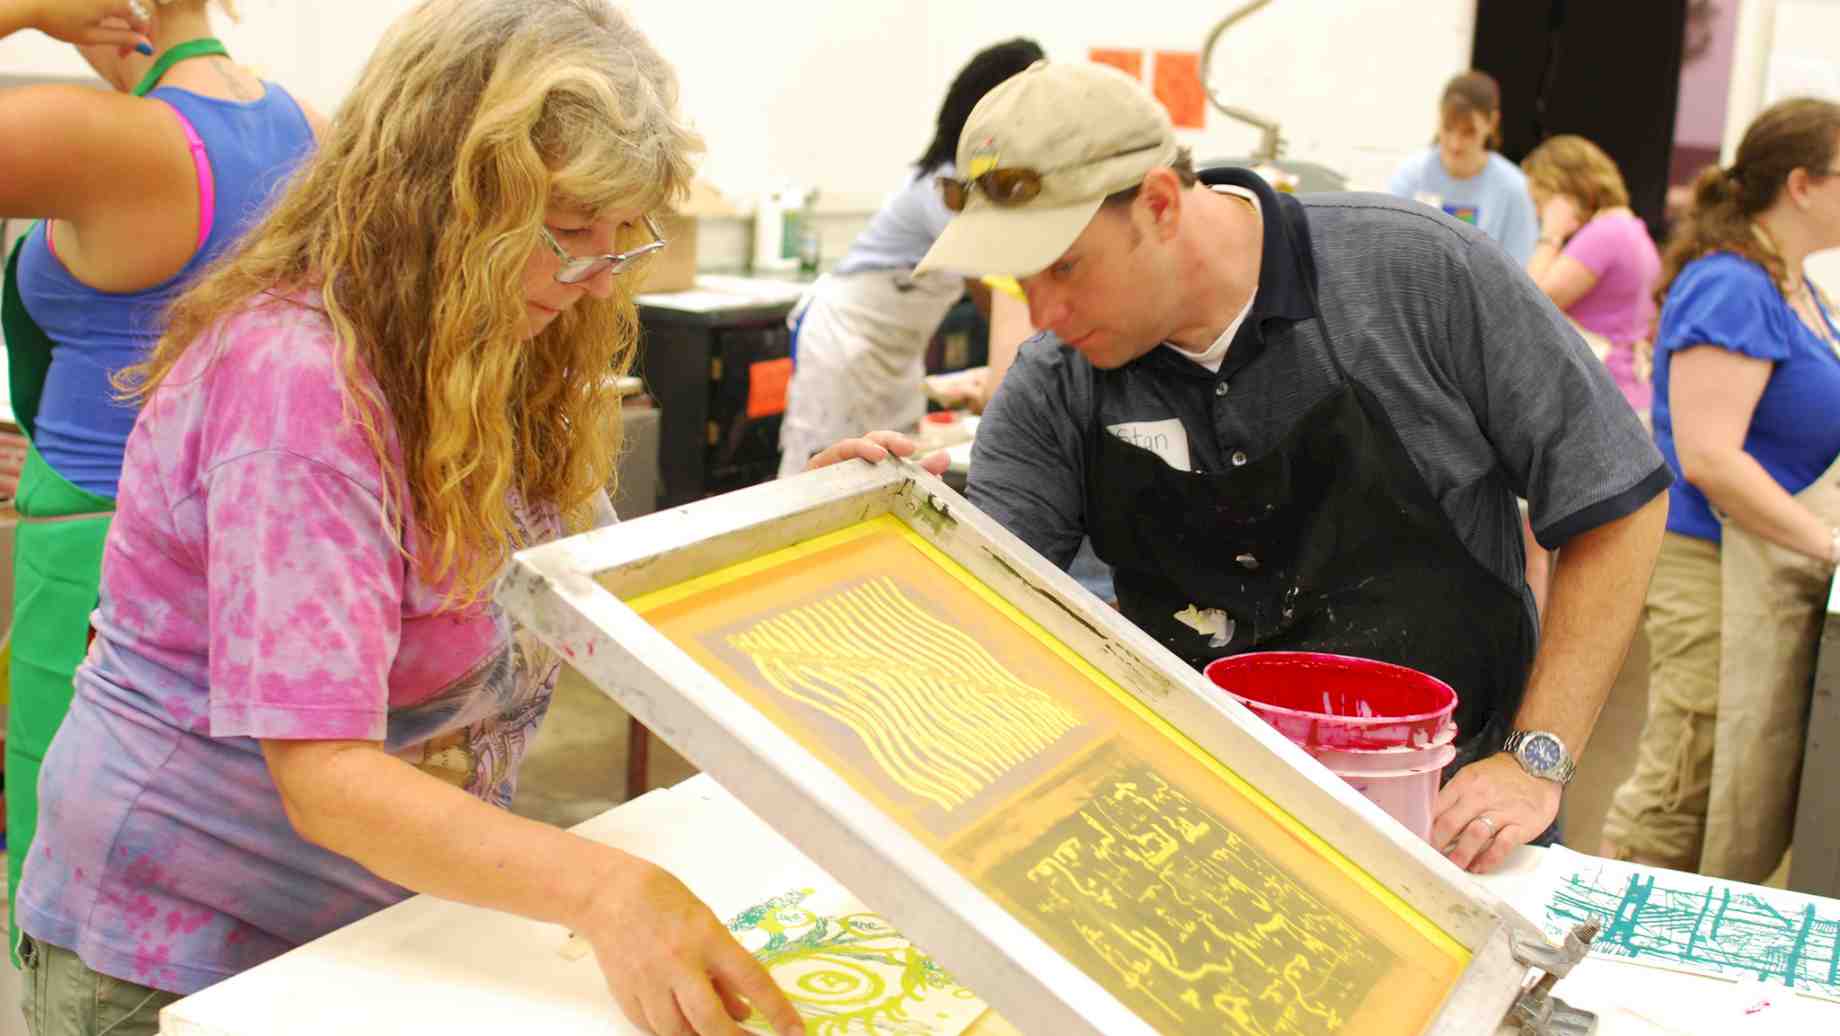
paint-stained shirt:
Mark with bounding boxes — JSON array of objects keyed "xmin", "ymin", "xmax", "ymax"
[
  {"xmin": 16, "ymin": 294, "xmax": 607, "ymax": 994},
  {"xmin": 969, "ymin": 168, "xmax": 1669, "ymax": 633}
]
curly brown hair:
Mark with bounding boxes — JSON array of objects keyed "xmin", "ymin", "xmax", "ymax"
[{"xmin": 1522, "ymin": 135, "xmax": 1630, "ymax": 219}]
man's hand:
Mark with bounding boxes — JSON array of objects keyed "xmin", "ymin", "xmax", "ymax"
[
  {"xmin": 803, "ymin": 430, "xmax": 949, "ymax": 476},
  {"xmin": 1431, "ymin": 753, "xmax": 1561, "ymax": 874}
]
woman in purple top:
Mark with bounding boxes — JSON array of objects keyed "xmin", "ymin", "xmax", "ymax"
[
  {"xmin": 1522, "ymin": 135, "xmax": 1663, "ymax": 417},
  {"xmin": 1602, "ymin": 99, "xmax": 1840, "ymax": 881},
  {"xmin": 12, "ymin": 3, "xmax": 821, "ymax": 1035}
]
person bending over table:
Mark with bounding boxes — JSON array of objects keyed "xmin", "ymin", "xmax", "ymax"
[
  {"xmin": 13, "ymin": 4, "xmax": 807, "ymax": 1035},
  {"xmin": 915, "ymin": 61, "xmax": 1669, "ymax": 875}
]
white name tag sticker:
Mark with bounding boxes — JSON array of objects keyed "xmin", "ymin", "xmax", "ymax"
[{"xmin": 1106, "ymin": 418, "xmax": 1191, "ymax": 472}]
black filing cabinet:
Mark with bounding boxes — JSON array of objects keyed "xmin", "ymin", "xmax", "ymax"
[{"xmin": 636, "ymin": 279, "xmax": 803, "ymax": 508}]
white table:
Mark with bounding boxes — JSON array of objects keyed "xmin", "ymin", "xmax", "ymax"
[{"xmin": 159, "ymin": 775, "xmax": 1840, "ymax": 1036}]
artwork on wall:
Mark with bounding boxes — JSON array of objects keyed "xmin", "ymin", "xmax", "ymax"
[
  {"xmin": 1152, "ymin": 50, "xmax": 1205, "ymax": 129},
  {"xmin": 630, "ymin": 515, "xmax": 1467, "ymax": 1035},
  {"xmin": 1087, "ymin": 47, "xmax": 1144, "ymax": 81}
]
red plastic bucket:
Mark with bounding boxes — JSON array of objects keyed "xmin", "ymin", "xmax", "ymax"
[
  {"xmin": 1203, "ymin": 651, "xmax": 1458, "ymax": 751},
  {"xmin": 1204, "ymin": 652, "xmax": 1460, "ymax": 843}
]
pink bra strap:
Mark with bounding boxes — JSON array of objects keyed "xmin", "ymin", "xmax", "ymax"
[
  {"xmin": 44, "ymin": 100, "xmax": 216, "ymax": 261},
  {"xmin": 154, "ymin": 99, "xmax": 216, "ymax": 249}
]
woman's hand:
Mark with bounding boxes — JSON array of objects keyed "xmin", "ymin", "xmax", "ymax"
[
  {"xmin": 7, "ymin": 0, "xmax": 149, "ymax": 47},
  {"xmin": 1538, "ymin": 193, "xmax": 1583, "ymax": 243},
  {"xmin": 804, "ymin": 430, "xmax": 949, "ymax": 475},
  {"xmin": 576, "ymin": 857, "xmax": 805, "ymax": 1036}
]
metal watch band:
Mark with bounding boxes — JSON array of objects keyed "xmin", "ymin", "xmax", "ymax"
[{"xmin": 1505, "ymin": 729, "xmax": 1577, "ymax": 784}]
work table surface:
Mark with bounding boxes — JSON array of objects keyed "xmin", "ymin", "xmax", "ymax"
[{"xmin": 158, "ymin": 775, "xmax": 1839, "ymax": 1036}]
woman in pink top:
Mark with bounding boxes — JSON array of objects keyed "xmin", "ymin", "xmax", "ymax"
[
  {"xmin": 1523, "ymin": 135, "xmax": 1664, "ymax": 417},
  {"xmin": 12, "ymin": 3, "xmax": 838, "ymax": 1035}
]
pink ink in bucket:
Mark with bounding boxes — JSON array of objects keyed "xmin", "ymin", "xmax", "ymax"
[{"xmin": 1204, "ymin": 651, "xmax": 1460, "ymax": 843}]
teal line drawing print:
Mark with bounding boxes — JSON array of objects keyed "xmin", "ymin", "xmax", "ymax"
[
  {"xmin": 1537, "ymin": 850, "xmax": 1840, "ymax": 1001},
  {"xmin": 727, "ymin": 887, "xmax": 988, "ymax": 1035}
]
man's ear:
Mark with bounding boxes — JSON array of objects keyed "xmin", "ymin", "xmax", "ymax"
[{"xmin": 1140, "ymin": 167, "xmax": 1185, "ymax": 240}]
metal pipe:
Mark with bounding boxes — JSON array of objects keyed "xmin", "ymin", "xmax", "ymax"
[{"xmin": 1201, "ymin": 0, "xmax": 1285, "ymax": 161}]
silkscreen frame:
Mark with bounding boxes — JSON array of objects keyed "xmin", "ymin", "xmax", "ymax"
[{"xmin": 498, "ymin": 458, "xmax": 1545, "ymax": 1036}]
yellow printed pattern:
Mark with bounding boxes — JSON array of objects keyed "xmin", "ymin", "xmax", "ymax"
[
  {"xmin": 991, "ymin": 760, "xmax": 1392, "ymax": 1035},
  {"xmin": 729, "ymin": 576, "xmax": 1081, "ymax": 811}
]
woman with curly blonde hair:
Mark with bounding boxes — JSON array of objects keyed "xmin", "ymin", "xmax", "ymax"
[{"xmin": 12, "ymin": 3, "xmax": 803, "ymax": 1035}]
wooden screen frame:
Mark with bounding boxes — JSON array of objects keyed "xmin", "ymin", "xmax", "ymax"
[{"xmin": 499, "ymin": 458, "xmax": 1544, "ymax": 1035}]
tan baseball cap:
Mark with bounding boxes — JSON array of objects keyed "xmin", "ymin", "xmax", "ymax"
[{"xmin": 915, "ymin": 60, "xmax": 1180, "ymax": 278}]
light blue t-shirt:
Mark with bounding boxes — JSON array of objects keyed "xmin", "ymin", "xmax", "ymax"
[
  {"xmin": 1388, "ymin": 150, "xmax": 1538, "ymax": 264},
  {"xmin": 1653, "ymin": 252, "xmax": 1840, "ymax": 542},
  {"xmin": 832, "ymin": 163, "xmax": 955, "ymax": 275}
]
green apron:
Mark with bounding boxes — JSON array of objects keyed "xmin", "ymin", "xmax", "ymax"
[
  {"xmin": 2, "ymin": 37, "xmax": 230, "ymax": 963},
  {"xmin": 4, "ymin": 236, "xmax": 116, "ymax": 966}
]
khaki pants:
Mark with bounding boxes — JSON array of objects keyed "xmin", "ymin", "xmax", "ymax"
[
  {"xmin": 1601, "ymin": 532, "xmax": 1720, "ymax": 870},
  {"xmin": 18, "ymin": 934, "xmax": 180, "ymax": 1036},
  {"xmin": 1702, "ymin": 450, "xmax": 1840, "ymax": 882}
]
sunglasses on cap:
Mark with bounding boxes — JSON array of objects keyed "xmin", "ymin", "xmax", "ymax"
[
  {"xmin": 936, "ymin": 142, "xmax": 1170, "ymax": 213},
  {"xmin": 937, "ymin": 168, "xmax": 1043, "ymax": 212},
  {"xmin": 537, "ymin": 214, "xmax": 668, "ymax": 284}
]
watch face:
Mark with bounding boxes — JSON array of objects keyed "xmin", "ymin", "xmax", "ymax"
[{"xmin": 1523, "ymin": 733, "xmax": 1563, "ymax": 773}]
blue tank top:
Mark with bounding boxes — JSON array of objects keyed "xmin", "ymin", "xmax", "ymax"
[{"xmin": 20, "ymin": 83, "xmax": 314, "ymax": 497}]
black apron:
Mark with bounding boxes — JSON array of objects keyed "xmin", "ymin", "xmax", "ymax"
[{"xmin": 1084, "ymin": 273, "xmax": 1535, "ymax": 772}]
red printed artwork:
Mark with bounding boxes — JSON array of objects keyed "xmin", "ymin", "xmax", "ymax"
[
  {"xmin": 1153, "ymin": 50, "xmax": 1205, "ymax": 129},
  {"xmin": 1087, "ymin": 47, "xmax": 1143, "ymax": 81}
]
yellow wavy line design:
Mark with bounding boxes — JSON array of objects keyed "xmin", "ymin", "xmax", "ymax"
[{"xmin": 729, "ymin": 575, "xmax": 1082, "ymax": 811}]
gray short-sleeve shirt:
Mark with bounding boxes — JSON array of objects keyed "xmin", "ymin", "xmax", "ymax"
[{"xmin": 967, "ymin": 169, "xmax": 1669, "ymax": 627}]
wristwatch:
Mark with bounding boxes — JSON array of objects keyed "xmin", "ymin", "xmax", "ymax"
[{"xmin": 1504, "ymin": 729, "xmax": 1577, "ymax": 784}]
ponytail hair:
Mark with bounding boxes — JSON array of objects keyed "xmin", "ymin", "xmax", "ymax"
[{"xmin": 1658, "ymin": 97, "xmax": 1840, "ymax": 302}]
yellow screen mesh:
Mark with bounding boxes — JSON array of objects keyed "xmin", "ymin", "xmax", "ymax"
[{"xmin": 627, "ymin": 516, "xmax": 1467, "ymax": 1035}]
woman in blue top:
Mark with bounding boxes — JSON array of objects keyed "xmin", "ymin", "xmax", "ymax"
[
  {"xmin": 0, "ymin": 0, "xmax": 323, "ymax": 961},
  {"xmin": 1602, "ymin": 98, "xmax": 1840, "ymax": 881},
  {"xmin": 1388, "ymin": 70, "xmax": 1539, "ymax": 264}
]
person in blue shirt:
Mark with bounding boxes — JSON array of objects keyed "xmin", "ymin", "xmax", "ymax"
[
  {"xmin": 1602, "ymin": 98, "xmax": 1840, "ymax": 882},
  {"xmin": 1389, "ymin": 70, "xmax": 1539, "ymax": 265},
  {"xmin": 1392, "ymin": 71, "xmax": 1549, "ymax": 621}
]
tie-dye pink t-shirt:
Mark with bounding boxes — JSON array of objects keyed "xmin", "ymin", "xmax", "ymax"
[{"xmin": 17, "ymin": 294, "xmax": 595, "ymax": 994}]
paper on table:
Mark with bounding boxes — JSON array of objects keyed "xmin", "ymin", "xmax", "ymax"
[
  {"xmin": 727, "ymin": 885, "xmax": 987, "ymax": 1036},
  {"xmin": 1522, "ymin": 845, "xmax": 1840, "ymax": 1003}
]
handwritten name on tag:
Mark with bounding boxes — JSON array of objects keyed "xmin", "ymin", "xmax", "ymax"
[{"xmin": 1106, "ymin": 418, "xmax": 1191, "ymax": 472}]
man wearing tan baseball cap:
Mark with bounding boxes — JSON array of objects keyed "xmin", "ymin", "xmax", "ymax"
[
  {"xmin": 925, "ymin": 60, "xmax": 1672, "ymax": 876},
  {"xmin": 916, "ymin": 60, "xmax": 1184, "ymax": 282}
]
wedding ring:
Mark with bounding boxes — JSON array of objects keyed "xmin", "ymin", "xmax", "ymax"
[{"xmin": 1475, "ymin": 814, "xmax": 1498, "ymax": 836}]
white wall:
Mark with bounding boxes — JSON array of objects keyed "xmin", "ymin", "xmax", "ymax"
[
  {"xmin": 4, "ymin": 0, "xmax": 1476, "ymax": 204},
  {"xmin": 922, "ymin": 0, "xmax": 1472, "ymax": 192},
  {"xmin": 1675, "ymin": 0, "xmax": 1740, "ymax": 149},
  {"xmin": 1720, "ymin": 0, "xmax": 1840, "ymax": 287}
]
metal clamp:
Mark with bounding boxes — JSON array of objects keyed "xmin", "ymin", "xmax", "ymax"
[{"xmin": 1509, "ymin": 923, "xmax": 1601, "ymax": 1036}]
